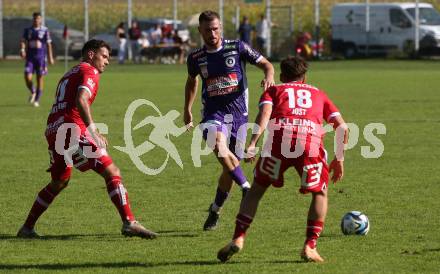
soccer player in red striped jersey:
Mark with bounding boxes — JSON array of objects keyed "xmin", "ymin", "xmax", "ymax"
[
  {"xmin": 217, "ymin": 56, "xmax": 349, "ymax": 263},
  {"xmin": 17, "ymin": 40, "xmax": 157, "ymax": 239}
]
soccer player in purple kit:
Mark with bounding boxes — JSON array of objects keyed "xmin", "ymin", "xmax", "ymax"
[
  {"xmin": 20, "ymin": 12, "xmax": 55, "ymax": 107},
  {"xmin": 184, "ymin": 10, "xmax": 275, "ymax": 231}
]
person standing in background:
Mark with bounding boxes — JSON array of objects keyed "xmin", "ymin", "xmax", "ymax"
[
  {"xmin": 116, "ymin": 22, "xmax": 127, "ymax": 64},
  {"xmin": 255, "ymin": 14, "xmax": 269, "ymax": 55},
  {"xmin": 20, "ymin": 12, "xmax": 54, "ymax": 107},
  {"xmin": 128, "ymin": 20, "xmax": 142, "ymax": 63},
  {"xmin": 237, "ymin": 16, "xmax": 252, "ymax": 45}
]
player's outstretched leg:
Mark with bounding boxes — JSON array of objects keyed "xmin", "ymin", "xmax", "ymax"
[
  {"xmin": 217, "ymin": 236, "xmax": 244, "ymax": 263},
  {"xmin": 229, "ymin": 166, "xmax": 251, "ymax": 193},
  {"xmin": 17, "ymin": 180, "xmax": 68, "ymax": 238},
  {"xmin": 204, "ymin": 166, "xmax": 251, "ymax": 231},
  {"xmin": 300, "ymin": 244, "xmax": 324, "ymax": 263},
  {"xmin": 215, "ymin": 131, "xmax": 251, "ymax": 194},
  {"xmin": 204, "ymin": 133, "xmax": 251, "ymax": 231},
  {"xmin": 217, "ymin": 183, "xmax": 267, "ymax": 262},
  {"xmin": 217, "ymin": 215, "xmax": 249, "ymax": 262},
  {"xmin": 300, "ymin": 191, "xmax": 327, "ymax": 263},
  {"xmin": 101, "ymin": 164, "xmax": 158, "ymax": 239},
  {"xmin": 121, "ymin": 220, "xmax": 158, "ymax": 239}
]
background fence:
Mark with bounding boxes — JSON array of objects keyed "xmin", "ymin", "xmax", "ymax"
[{"xmin": 1, "ymin": 0, "xmax": 440, "ymax": 59}]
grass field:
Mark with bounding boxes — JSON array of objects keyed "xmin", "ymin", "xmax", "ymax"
[{"xmin": 0, "ymin": 59, "xmax": 439, "ymax": 273}]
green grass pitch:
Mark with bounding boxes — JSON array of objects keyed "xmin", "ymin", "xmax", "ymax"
[{"xmin": 0, "ymin": 59, "xmax": 439, "ymax": 273}]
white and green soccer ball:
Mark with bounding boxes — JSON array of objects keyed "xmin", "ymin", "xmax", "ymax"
[{"xmin": 341, "ymin": 211, "xmax": 370, "ymax": 235}]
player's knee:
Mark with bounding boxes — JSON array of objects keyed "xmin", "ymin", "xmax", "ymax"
[
  {"xmin": 231, "ymin": 155, "xmax": 240, "ymax": 167},
  {"xmin": 215, "ymin": 143, "xmax": 233, "ymax": 160},
  {"xmin": 215, "ymin": 137, "xmax": 227, "ymax": 148},
  {"xmin": 104, "ymin": 164, "xmax": 121, "ymax": 178},
  {"xmin": 313, "ymin": 189, "xmax": 328, "ymax": 198},
  {"xmin": 214, "ymin": 134, "xmax": 228, "ymax": 151},
  {"xmin": 112, "ymin": 166, "xmax": 121, "ymax": 177},
  {"xmin": 213, "ymin": 141, "xmax": 223, "ymax": 154},
  {"xmin": 49, "ymin": 179, "xmax": 69, "ymax": 192},
  {"xmin": 250, "ymin": 182, "xmax": 267, "ymax": 198}
]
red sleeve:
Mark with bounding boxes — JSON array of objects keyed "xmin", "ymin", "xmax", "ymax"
[
  {"xmin": 78, "ymin": 68, "xmax": 99, "ymax": 98},
  {"xmin": 323, "ymin": 92, "xmax": 340, "ymax": 123},
  {"xmin": 258, "ymin": 86, "xmax": 276, "ymax": 108}
]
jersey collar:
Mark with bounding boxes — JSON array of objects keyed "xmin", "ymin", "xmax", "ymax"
[{"xmin": 204, "ymin": 39, "xmax": 224, "ymax": 53}]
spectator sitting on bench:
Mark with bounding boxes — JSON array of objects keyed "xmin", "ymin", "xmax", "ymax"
[
  {"xmin": 160, "ymin": 32, "xmax": 178, "ymax": 64},
  {"xmin": 139, "ymin": 31, "xmax": 155, "ymax": 63}
]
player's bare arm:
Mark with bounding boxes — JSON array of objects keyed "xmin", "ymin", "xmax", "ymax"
[
  {"xmin": 184, "ymin": 75, "xmax": 198, "ymax": 129},
  {"xmin": 328, "ymin": 115, "xmax": 349, "ymax": 183},
  {"xmin": 47, "ymin": 42, "xmax": 55, "ymax": 65},
  {"xmin": 255, "ymin": 57, "xmax": 275, "ymax": 90},
  {"xmin": 76, "ymin": 88, "xmax": 107, "ymax": 148},
  {"xmin": 19, "ymin": 39, "xmax": 26, "ymax": 59},
  {"xmin": 245, "ymin": 103, "xmax": 273, "ymax": 163}
]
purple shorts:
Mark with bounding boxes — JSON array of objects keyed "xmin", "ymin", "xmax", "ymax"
[
  {"xmin": 201, "ymin": 114, "xmax": 248, "ymax": 160},
  {"xmin": 25, "ymin": 58, "xmax": 48, "ymax": 76}
]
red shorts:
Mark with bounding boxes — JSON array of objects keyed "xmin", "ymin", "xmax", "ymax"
[
  {"xmin": 46, "ymin": 132, "xmax": 113, "ymax": 181},
  {"xmin": 254, "ymin": 142, "xmax": 329, "ymax": 194}
]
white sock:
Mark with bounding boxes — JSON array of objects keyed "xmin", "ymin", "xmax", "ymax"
[
  {"xmin": 242, "ymin": 181, "xmax": 251, "ymax": 190},
  {"xmin": 211, "ymin": 203, "xmax": 221, "ymax": 213}
]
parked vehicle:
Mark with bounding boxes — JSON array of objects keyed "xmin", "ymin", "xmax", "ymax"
[
  {"xmin": 2, "ymin": 16, "xmax": 85, "ymax": 59},
  {"xmin": 92, "ymin": 32, "xmax": 119, "ymax": 56},
  {"xmin": 331, "ymin": 2, "xmax": 440, "ymax": 57}
]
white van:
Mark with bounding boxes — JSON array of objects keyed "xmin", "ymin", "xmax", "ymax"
[{"xmin": 331, "ymin": 2, "xmax": 440, "ymax": 57}]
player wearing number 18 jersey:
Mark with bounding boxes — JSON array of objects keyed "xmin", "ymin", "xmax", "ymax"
[
  {"xmin": 17, "ymin": 40, "xmax": 157, "ymax": 239},
  {"xmin": 217, "ymin": 56, "xmax": 349, "ymax": 263}
]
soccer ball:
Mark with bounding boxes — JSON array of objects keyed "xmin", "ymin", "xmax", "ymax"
[{"xmin": 341, "ymin": 211, "xmax": 370, "ymax": 235}]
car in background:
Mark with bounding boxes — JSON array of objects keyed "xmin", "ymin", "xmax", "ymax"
[
  {"xmin": 2, "ymin": 16, "xmax": 85, "ymax": 59},
  {"xmin": 92, "ymin": 18, "xmax": 189, "ymax": 56},
  {"xmin": 92, "ymin": 31, "xmax": 119, "ymax": 56},
  {"xmin": 331, "ymin": 3, "xmax": 440, "ymax": 57}
]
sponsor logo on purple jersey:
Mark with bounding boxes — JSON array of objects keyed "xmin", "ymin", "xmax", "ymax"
[{"xmin": 187, "ymin": 39, "xmax": 263, "ymax": 122}]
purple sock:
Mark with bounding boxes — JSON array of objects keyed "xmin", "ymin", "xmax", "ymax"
[
  {"xmin": 214, "ymin": 187, "xmax": 229, "ymax": 208},
  {"xmin": 229, "ymin": 166, "xmax": 248, "ymax": 187},
  {"xmin": 29, "ymin": 85, "xmax": 36, "ymax": 94},
  {"xmin": 35, "ymin": 89, "xmax": 42, "ymax": 101}
]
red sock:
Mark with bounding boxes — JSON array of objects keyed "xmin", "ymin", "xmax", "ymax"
[
  {"xmin": 24, "ymin": 184, "xmax": 62, "ymax": 229},
  {"xmin": 106, "ymin": 176, "xmax": 135, "ymax": 223},
  {"xmin": 305, "ymin": 220, "xmax": 324, "ymax": 248},
  {"xmin": 233, "ymin": 213, "xmax": 253, "ymax": 239}
]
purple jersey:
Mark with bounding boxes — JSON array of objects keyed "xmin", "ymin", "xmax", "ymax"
[
  {"xmin": 22, "ymin": 26, "xmax": 52, "ymax": 60},
  {"xmin": 187, "ymin": 39, "xmax": 262, "ymax": 122}
]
